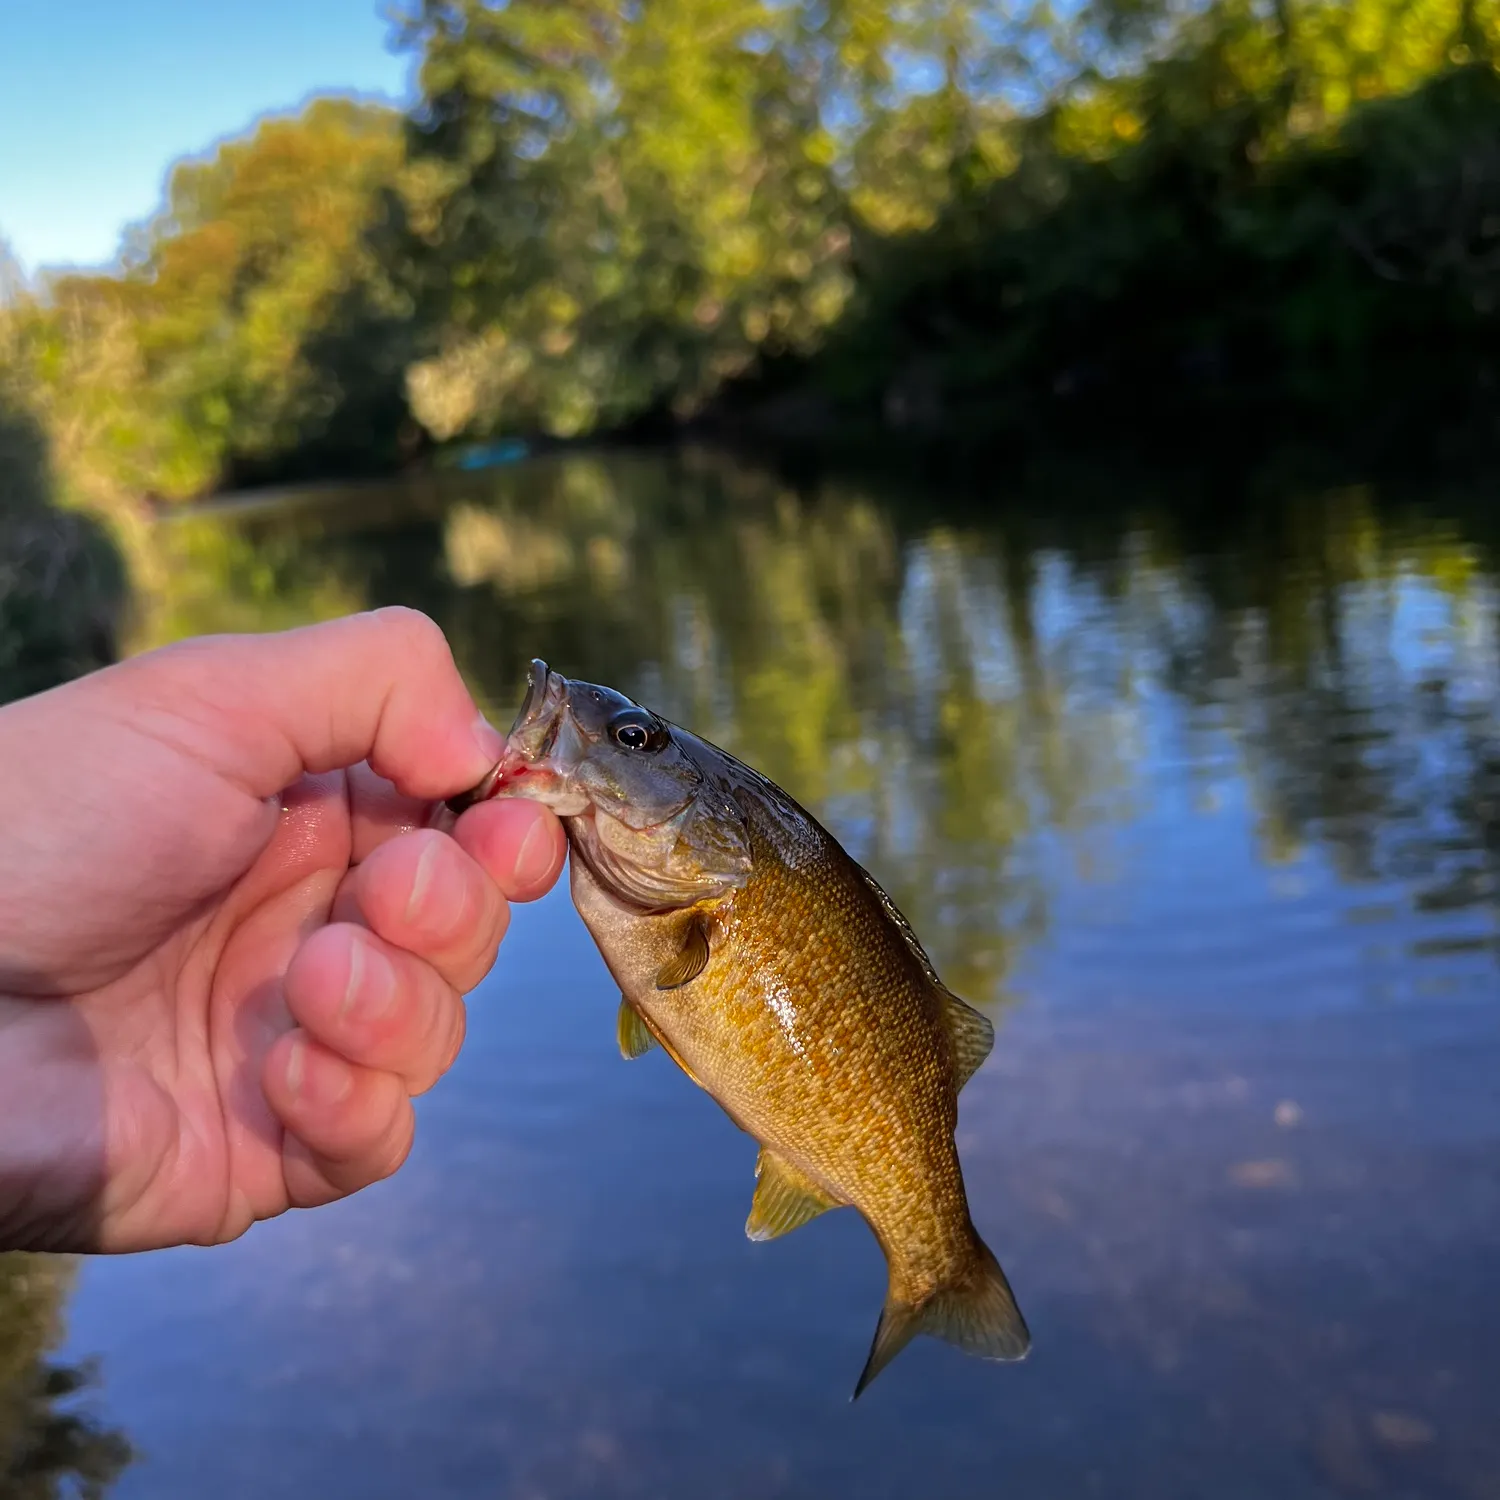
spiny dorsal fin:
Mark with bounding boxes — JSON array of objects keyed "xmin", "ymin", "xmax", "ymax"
[
  {"xmin": 617, "ymin": 996, "xmax": 658, "ymax": 1060},
  {"xmin": 940, "ymin": 991, "xmax": 995, "ymax": 1092},
  {"xmin": 745, "ymin": 1149, "xmax": 839, "ymax": 1242},
  {"xmin": 655, "ymin": 912, "xmax": 710, "ymax": 990},
  {"xmin": 852, "ymin": 1240, "xmax": 1029, "ymax": 1400},
  {"xmin": 856, "ymin": 863, "xmax": 994, "ymax": 1092},
  {"xmin": 854, "ymin": 862, "xmax": 946, "ymax": 989}
]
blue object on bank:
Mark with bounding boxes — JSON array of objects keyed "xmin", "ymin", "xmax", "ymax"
[{"xmin": 453, "ymin": 439, "xmax": 530, "ymax": 470}]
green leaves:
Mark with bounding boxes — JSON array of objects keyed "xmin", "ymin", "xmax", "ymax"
[{"xmin": 2, "ymin": 0, "xmax": 1496, "ymax": 504}]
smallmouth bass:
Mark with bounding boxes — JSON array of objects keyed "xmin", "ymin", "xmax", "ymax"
[{"xmin": 451, "ymin": 660, "xmax": 1029, "ymax": 1396}]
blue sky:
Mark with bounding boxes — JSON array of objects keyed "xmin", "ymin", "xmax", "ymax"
[{"xmin": 0, "ymin": 0, "xmax": 415, "ymax": 277}]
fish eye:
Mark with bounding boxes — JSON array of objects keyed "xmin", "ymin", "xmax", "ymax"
[{"xmin": 608, "ymin": 709, "xmax": 669, "ymax": 754}]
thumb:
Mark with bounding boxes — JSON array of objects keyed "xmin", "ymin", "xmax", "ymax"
[{"xmin": 119, "ymin": 608, "xmax": 504, "ymax": 802}]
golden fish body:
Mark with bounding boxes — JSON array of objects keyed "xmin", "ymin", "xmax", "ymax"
[{"xmin": 455, "ymin": 661, "xmax": 1028, "ymax": 1394}]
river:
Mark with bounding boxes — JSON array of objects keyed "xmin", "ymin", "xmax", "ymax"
[{"xmin": 21, "ymin": 445, "xmax": 1500, "ymax": 1497}]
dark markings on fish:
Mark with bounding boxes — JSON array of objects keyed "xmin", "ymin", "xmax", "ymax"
[
  {"xmin": 746, "ymin": 1148, "xmax": 840, "ymax": 1241},
  {"xmin": 617, "ymin": 995, "xmax": 659, "ymax": 1059},
  {"xmin": 655, "ymin": 911, "xmax": 711, "ymax": 990}
]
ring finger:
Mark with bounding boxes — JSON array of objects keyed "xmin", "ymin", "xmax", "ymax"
[{"xmin": 282, "ymin": 921, "xmax": 465, "ymax": 1096}]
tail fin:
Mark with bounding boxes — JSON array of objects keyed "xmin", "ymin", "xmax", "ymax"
[{"xmin": 852, "ymin": 1238, "xmax": 1030, "ymax": 1400}]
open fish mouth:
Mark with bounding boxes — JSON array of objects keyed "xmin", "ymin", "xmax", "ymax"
[
  {"xmin": 509, "ymin": 657, "xmax": 561, "ymax": 739},
  {"xmin": 445, "ymin": 658, "xmax": 580, "ymax": 816}
]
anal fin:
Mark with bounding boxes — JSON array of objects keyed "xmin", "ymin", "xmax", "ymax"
[
  {"xmin": 745, "ymin": 1149, "xmax": 838, "ymax": 1242},
  {"xmin": 656, "ymin": 912, "xmax": 710, "ymax": 990},
  {"xmin": 617, "ymin": 996, "xmax": 658, "ymax": 1060}
]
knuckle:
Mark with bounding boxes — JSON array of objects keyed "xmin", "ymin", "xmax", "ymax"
[
  {"xmin": 370, "ymin": 606, "xmax": 450, "ymax": 668},
  {"xmin": 428, "ymin": 997, "xmax": 468, "ymax": 1089},
  {"xmin": 375, "ymin": 1111, "xmax": 416, "ymax": 1181},
  {"xmin": 404, "ymin": 988, "xmax": 461, "ymax": 1096},
  {"xmin": 457, "ymin": 937, "xmax": 501, "ymax": 996},
  {"xmin": 416, "ymin": 974, "xmax": 454, "ymax": 1054}
]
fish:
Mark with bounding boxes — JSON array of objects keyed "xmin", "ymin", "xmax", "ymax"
[{"xmin": 449, "ymin": 659, "xmax": 1030, "ymax": 1396}]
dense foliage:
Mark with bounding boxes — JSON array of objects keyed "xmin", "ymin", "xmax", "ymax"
[
  {"xmin": 785, "ymin": 3, "xmax": 1500, "ymax": 440},
  {"xmin": 0, "ymin": 0, "xmax": 1496, "ymax": 512}
]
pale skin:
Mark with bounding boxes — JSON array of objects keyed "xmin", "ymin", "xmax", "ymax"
[{"xmin": 0, "ymin": 607, "xmax": 566, "ymax": 1253}]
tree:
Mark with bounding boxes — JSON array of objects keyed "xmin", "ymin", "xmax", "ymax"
[
  {"xmin": 396, "ymin": 0, "xmax": 854, "ymax": 438},
  {"xmin": 0, "ymin": 236, "xmax": 26, "ymax": 309},
  {"xmin": 39, "ymin": 96, "xmax": 412, "ymax": 498}
]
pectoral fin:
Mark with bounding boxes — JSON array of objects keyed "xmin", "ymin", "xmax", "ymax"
[
  {"xmin": 655, "ymin": 913, "xmax": 711, "ymax": 990},
  {"xmin": 617, "ymin": 996, "xmax": 658, "ymax": 1060},
  {"xmin": 745, "ymin": 1149, "xmax": 838, "ymax": 1241}
]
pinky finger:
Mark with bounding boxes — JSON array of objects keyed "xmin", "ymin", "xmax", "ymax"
[{"xmin": 262, "ymin": 1031, "xmax": 416, "ymax": 1208}]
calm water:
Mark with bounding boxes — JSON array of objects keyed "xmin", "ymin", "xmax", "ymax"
[{"xmin": 20, "ymin": 448, "xmax": 1500, "ymax": 1497}]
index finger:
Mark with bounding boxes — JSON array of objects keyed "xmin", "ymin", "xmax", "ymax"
[{"xmin": 120, "ymin": 608, "xmax": 504, "ymax": 803}]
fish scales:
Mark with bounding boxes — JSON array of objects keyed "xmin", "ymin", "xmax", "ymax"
[
  {"xmin": 451, "ymin": 660, "xmax": 1030, "ymax": 1395},
  {"xmin": 583, "ymin": 771, "xmax": 970, "ymax": 1282}
]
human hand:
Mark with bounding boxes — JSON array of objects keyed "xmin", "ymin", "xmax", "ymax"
[{"xmin": 0, "ymin": 608, "xmax": 565, "ymax": 1253}]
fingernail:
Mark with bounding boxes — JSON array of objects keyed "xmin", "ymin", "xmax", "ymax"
[
  {"xmin": 514, "ymin": 812, "xmax": 559, "ymax": 890},
  {"xmin": 406, "ymin": 834, "xmax": 468, "ymax": 932},
  {"xmin": 472, "ymin": 713, "xmax": 505, "ymax": 766},
  {"xmin": 286, "ymin": 1036, "xmax": 354, "ymax": 1106},
  {"xmin": 339, "ymin": 937, "xmax": 398, "ymax": 1025}
]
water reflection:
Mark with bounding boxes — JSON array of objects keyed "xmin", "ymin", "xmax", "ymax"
[
  {"xmin": 0, "ymin": 1255, "xmax": 131, "ymax": 1498},
  {"xmin": 66, "ymin": 447, "xmax": 1500, "ymax": 1498},
  {"xmin": 149, "ymin": 448, "xmax": 1499, "ymax": 996}
]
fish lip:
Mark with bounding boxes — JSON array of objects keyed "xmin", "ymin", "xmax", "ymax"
[
  {"xmin": 509, "ymin": 658, "xmax": 554, "ymax": 738},
  {"xmin": 445, "ymin": 658, "xmax": 564, "ymax": 815},
  {"xmin": 444, "ymin": 659, "xmax": 581, "ymax": 815},
  {"xmin": 503, "ymin": 659, "xmax": 572, "ymax": 773}
]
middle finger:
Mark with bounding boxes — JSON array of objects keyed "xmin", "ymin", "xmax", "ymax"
[{"xmin": 337, "ymin": 826, "xmax": 508, "ymax": 993}]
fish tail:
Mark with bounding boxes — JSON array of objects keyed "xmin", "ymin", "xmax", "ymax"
[{"xmin": 852, "ymin": 1235, "xmax": 1030, "ymax": 1400}]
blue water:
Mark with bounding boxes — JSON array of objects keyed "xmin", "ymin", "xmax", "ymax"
[{"xmin": 42, "ymin": 452, "xmax": 1500, "ymax": 1497}]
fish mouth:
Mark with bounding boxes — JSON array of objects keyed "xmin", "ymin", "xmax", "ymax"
[
  {"xmin": 507, "ymin": 657, "xmax": 568, "ymax": 755},
  {"xmin": 510, "ymin": 657, "xmax": 559, "ymax": 738},
  {"xmin": 445, "ymin": 658, "xmax": 585, "ymax": 816}
]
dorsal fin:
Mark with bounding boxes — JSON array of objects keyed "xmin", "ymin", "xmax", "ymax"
[
  {"xmin": 855, "ymin": 863, "xmax": 994, "ymax": 1091},
  {"xmin": 854, "ymin": 862, "xmax": 948, "ymax": 990},
  {"xmin": 939, "ymin": 991, "xmax": 995, "ymax": 1091}
]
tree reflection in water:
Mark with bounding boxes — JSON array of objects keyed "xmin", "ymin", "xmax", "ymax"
[{"xmin": 0, "ymin": 1255, "xmax": 132, "ymax": 1500}]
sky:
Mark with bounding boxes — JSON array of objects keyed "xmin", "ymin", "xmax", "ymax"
[{"xmin": 0, "ymin": 0, "xmax": 414, "ymax": 277}]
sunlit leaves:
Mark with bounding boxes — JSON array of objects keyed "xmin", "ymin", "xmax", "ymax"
[{"xmin": 2, "ymin": 99, "xmax": 409, "ymax": 505}]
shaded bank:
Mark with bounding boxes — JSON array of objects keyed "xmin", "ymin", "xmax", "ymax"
[
  {"xmin": 0, "ymin": 395, "xmax": 127, "ymax": 706},
  {"xmin": 705, "ymin": 59, "xmax": 1500, "ymax": 457}
]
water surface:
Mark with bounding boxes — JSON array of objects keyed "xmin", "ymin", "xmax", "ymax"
[{"xmin": 29, "ymin": 449, "xmax": 1500, "ymax": 1497}]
